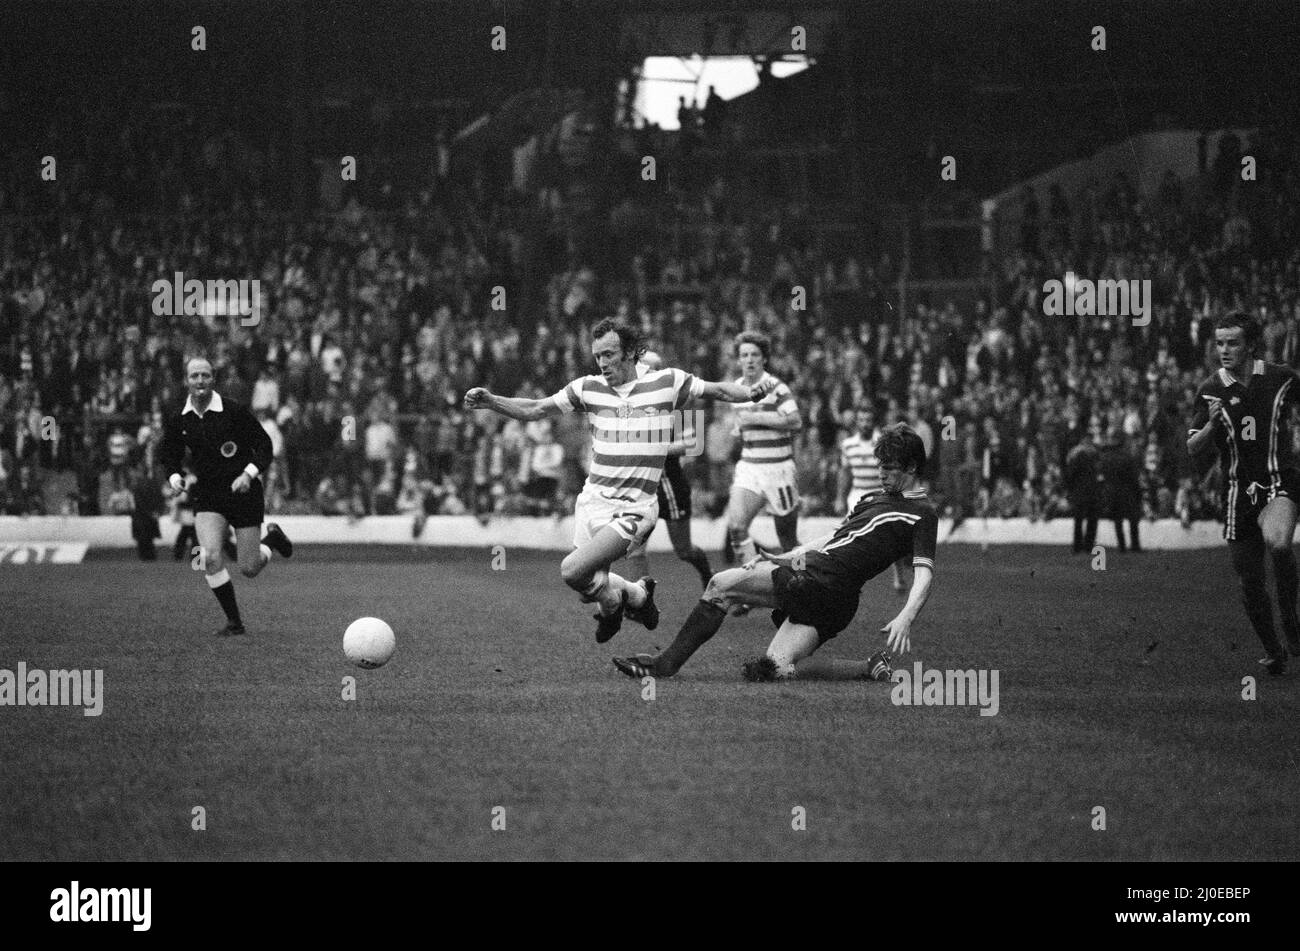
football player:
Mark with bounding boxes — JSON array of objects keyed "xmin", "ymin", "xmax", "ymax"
[
  {"xmin": 623, "ymin": 350, "xmax": 714, "ymax": 590},
  {"xmin": 465, "ymin": 319, "xmax": 773, "ymax": 644},
  {"xmin": 614, "ymin": 424, "xmax": 935, "ymax": 682},
  {"xmin": 839, "ymin": 402, "xmax": 911, "ymax": 592},
  {"xmin": 725, "ymin": 331, "xmax": 802, "ymax": 562},
  {"xmin": 1188, "ymin": 312, "xmax": 1300, "ymax": 675}
]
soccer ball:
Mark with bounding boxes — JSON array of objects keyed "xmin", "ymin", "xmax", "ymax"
[{"xmin": 343, "ymin": 617, "xmax": 396, "ymax": 669}]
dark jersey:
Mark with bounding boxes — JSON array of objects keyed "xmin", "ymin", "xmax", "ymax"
[
  {"xmin": 1190, "ymin": 360, "xmax": 1300, "ymax": 530},
  {"xmin": 803, "ymin": 489, "xmax": 938, "ymax": 594},
  {"xmin": 160, "ymin": 392, "xmax": 273, "ymax": 495}
]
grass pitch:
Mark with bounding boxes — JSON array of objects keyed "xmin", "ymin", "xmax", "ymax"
[{"xmin": 2, "ymin": 542, "xmax": 1296, "ymax": 861}]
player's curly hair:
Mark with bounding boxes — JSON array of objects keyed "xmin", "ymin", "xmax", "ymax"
[
  {"xmin": 734, "ymin": 330, "xmax": 771, "ymax": 363},
  {"xmin": 875, "ymin": 423, "xmax": 926, "ymax": 474},
  {"xmin": 1215, "ymin": 311, "xmax": 1262, "ymax": 349},
  {"xmin": 590, "ymin": 318, "xmax": 646, "ymax": 361}
]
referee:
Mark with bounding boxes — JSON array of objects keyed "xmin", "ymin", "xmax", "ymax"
[{"xmin": 161, "ymin": 356, "xmax": 293, "ymax": 636}]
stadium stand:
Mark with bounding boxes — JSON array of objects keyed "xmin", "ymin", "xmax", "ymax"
[{"xmin": 3, "ymin": 80, "xmax": 1299, "ymax": 539}]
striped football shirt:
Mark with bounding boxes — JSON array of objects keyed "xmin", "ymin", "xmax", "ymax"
[
  {"xmin": 552, "ymin": 367, "xmax": 705, "ymax": 503},
  {"xmin": 840, "ymin": 431, "xmax": 883, "ymax": 494},
  {"xmin": 636, "ymin": 362, "xmax": 701, "ymax": 455},
  {"xmin": 734, "ymin": 372, "xmax": 798, "ymax": 464}
]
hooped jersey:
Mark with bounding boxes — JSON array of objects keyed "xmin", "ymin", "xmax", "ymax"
[
  {"xmin": 734, "ymin": 372, "xmax": 797, "ymax": 464},
  {"xmin": 840, "ymin": 430, "xmax": 884, "ymax": 495},
  {"xmin": 552, "ymin": 367, "xmax": 704, "ymax": 504}
]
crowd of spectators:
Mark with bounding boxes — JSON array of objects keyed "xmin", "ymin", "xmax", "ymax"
[{"xmin": 3, "ymin": 97, "xmax": 1299, "ymax": 541}]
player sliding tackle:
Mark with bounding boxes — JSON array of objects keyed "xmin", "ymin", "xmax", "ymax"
[
  {"xmin": 614, "ymin": 424, "xmax": 936, "ymax": 682},
  {"xmin": 464, "ymin": 319, "xmax": 775, "ymax": 644}
]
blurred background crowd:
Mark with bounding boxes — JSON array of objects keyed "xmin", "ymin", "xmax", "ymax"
[{"xmin": 3, "ymin": 84, "xmax": 1299, "ymax": 543}]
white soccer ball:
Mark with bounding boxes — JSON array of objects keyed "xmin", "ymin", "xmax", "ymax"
[{"xmin": 343, "ymin": 617, "xmax": 396, "ymax": 669}]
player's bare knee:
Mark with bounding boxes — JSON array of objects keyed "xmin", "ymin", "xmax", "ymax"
[
  {"xmin": 559, "ymin": 555, "xmax": 588, "ymax": 590},
  {"xmin": 204, "ymin": 552, "xmax": 224, "ymax": 574},
  {"xmin": 240, "ymin": 563, "xmax": 261, "ymax": 579},
  {"xmin": 703, "ymin": 570, "xmax": 738, "ymax": 603}
]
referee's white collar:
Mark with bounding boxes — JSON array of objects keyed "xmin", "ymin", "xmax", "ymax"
[
  {"xmin": 1219, "ymin": 360, "xmax": 1264, "ymax": 388},
  {"xmin": 183, "ymin": 391, "xmax": 224, "ymax": 416}
]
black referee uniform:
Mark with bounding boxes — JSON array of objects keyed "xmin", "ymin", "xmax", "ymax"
[{"xmin": 160, "ymin": 392, "xmax": 273, "ymax": 528}]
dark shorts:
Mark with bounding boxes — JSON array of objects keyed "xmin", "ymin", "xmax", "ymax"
[
  {"xmin": 524, "ymin": 477, "xmax": 558, "ymax": 501},
  {"xmin": 770, "ymin": 565, "xmax": 859, "ymax": 644},
  {"xmin": 1226, "ymin": 469, "xmax": 1300, "ymax": 541},
  {"xmin": 657, "ymin": 457, "xmax": 692, "ymax": 520},
  {"xmin": 194, "ymin": 481, "xmax": 265, "ymax": 529}
]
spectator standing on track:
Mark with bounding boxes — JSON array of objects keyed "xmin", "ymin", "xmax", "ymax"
[
  {"xmin": 1065, "ymin": 433, "xmax": 1101, "ymax": 554},
  {"xmin": 131, "ymin": 464, "xmax": 164, "ymax": 561},
  {"xmin": 1100, "ymin": 430, "xmax": 1143, "ymax": 553}
]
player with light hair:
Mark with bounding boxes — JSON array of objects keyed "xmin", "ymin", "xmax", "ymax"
[{"xmin": 725, "ymin": 331, "xmax": 803, "ymax": 563}]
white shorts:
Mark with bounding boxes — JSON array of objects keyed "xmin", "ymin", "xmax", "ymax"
[
  {"xmin": 732, "ymin": 459, "xmax": 800, "ymax": 516},
  {"xmin": 572, "ymin": 488, "xmax": 658, "ymax": 554}
]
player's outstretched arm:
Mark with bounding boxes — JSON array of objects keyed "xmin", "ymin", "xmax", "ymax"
[
  {"xmin": 464, "ymin": 387, "xmax": 561, "ymax": 422},
  {"xmin": 740, "ymin": 408, "xmax": 802, "ymax": 430},
  {"xmin": 880, "ymin": 564, "xmax": 933, "ymax": 654},
  {"xmin": 699, "ymin": 377, "xmax": 777, "ymax": 403}
]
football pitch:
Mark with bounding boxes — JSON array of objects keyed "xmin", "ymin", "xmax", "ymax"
[{"xmin": 2, "ymin": 543, "xmax": 1297, "ymax": 862}]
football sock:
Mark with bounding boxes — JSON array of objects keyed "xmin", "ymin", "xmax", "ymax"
[
  {"xmin": 609, "ymin": 572, "xmax": 646, "ymax": 609},
  {"xmin": 259, "ymin": 543, "xmax": 273, "ymax": 570},
  {"xmin": 655, "ymin": 601, "xmax": 727, "ymax": 675},
  {"xmin": 682, "ymin": 546, "xmax": 713, "ymax": 589},
  {"xmin": 1273, "ymin": 549, "xmax": 1299, "ymax": 634},
  {"xmin": 580, "ymin": 571, "xmax": 616, "ymax": 613},
  {"xmin": 1231, "ymin": 540, "xmax": 1282, "ymax": 654},
  {"xmin": 206, "ymin": 569, "xmax": 242, "ymax": 626},
  {"xmin": 729, "ymin": 528, "xmax": 757, "ymax": 563},
  {"xmin": 625, "ymin": 550, "xmax": 650, "ymax": 584}
]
